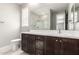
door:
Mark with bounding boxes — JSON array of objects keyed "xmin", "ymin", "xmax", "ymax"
[
  {"xmin": 21, "ymin": 34, "xmax": 29, "ymax": 52},
  {"xmin": 45, "ymin": 36, "xmax": 60, "ymax": 55},
  {"xmin": 21, "ymin": 34, "xmax": 36, "ymax": 54},
  {"xmin": 35, "ymin": 35, "xmax": 45, "ymax": 55},
  {"xmin": 61, "ymin": 38, "xmax": 79, "ymax": 55},
  {"xmin": 27, "ymin": 34, "xmax": 36, "ymax": 54}
]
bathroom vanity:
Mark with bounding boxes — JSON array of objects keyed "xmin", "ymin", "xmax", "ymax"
[
  {"xmin": 21, "ymin": 31, "xmax": 79, "ymax": 55},
  {"xmin": 21, "ymin": 3, "xmax": 79, "ymax": 55}
]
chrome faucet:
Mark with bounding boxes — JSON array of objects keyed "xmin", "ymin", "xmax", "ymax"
[{"xmin": 58, "ymin": 29, "xmax": 61, "ymax": 34}]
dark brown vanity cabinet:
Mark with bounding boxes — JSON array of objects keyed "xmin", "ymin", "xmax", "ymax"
[
  {"xmin": 27, "ymin": 35, "xmax": 36, "ymax": 54},
  {"xmin": 21, "ymin": 34, "xmax": 45, "ymax": 55},
  {"xmin": 60, "ymin": 38, "xmax": 79, "ymax": 55},
  {"xmin": 21, "ymin": 34, "xmax": 36, "ymax": 54},
  {"xmin": 45, "ymin": 37, "xmax": 60, "ymax": 55},
  {"xmin": 35, "ymin": 35, "xmax": 45, "ymax": 55},
  {"xmin": 21, "ymin": 33, "xmax": 79, "ymax": 55}
]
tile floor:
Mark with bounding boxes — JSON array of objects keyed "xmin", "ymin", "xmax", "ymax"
[
  {"xmin": 0, "ymin": 48, "xmax": 29, "ymax": 55},
  {"xmin": 0, "ymin": 43, "xmax": 29, "ymax": 55},
  {"xmin": 1, "ymin": 49, "xmax": 29, "ymax": 55}
]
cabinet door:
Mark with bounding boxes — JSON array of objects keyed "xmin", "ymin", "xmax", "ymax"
[
  {"xmin": 61, "ymin": 38, "xmax": 79, "ymax": 55},
  {"xmin": 21, "ymin": 34, "xmax": 29, "ymax": 52},
  {"xmin": 21, "ymin": 34, "xmax": 36, "ymax": 54},
  {"xmin": 27, "ymin": 34, "xmax": 36, "ymax": 54},
  {"xmin": 45, "ymin": 36, "xmax": 60, "ymax": 55},
  {"xmin": 35, "ymin": 35, "xmax": 45, "ymax": 55}
]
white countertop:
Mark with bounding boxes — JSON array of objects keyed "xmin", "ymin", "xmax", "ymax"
[{"xmin": 22, "ymin": 30, "xmax": 79, "ymax": 39}]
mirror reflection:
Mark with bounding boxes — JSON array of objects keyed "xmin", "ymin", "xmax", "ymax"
[{"xmin": 22, "ymin": 3, "xmax": 79, "ymax": 30}]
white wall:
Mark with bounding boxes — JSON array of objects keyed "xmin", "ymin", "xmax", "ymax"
[
  {"xmin": 22, "ymin": 6, "xmax": 29, "ymax": 27},
  {"xmin": 21, "ymin": 5, "xmax": 30, "ymax": 32},
  {"xmin": 0, "ymin": 4, "xmax": 20, "ymax": 47}
]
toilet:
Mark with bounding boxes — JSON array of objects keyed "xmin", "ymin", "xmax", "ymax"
[{"xmin": 11, "ymin": 39, "xmax": 21, "ymax": 51}]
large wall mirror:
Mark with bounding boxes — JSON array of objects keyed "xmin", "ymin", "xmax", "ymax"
[
  {"xmin": 68, "ymin": 3, "xmax": 79, "ymax": 30},
  {"xmin": 73, "ymin": 3, "xmax": 79, "ymax": 30},
  {"xmin": 28, "ymin": 3, "xmax": 79, "ymax": 30}
]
